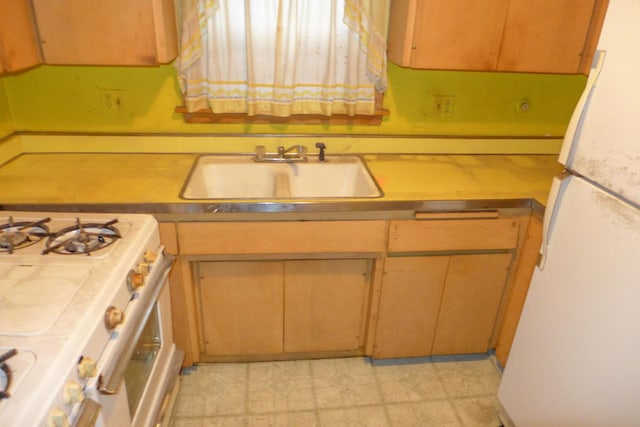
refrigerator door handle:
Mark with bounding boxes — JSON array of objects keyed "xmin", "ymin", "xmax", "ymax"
[
  {"xmin": 539, "ymin": 171, "xmax": 573, "ymax": 269},
  {"xmin": 559, "ymin": 50, "xmax": 606, "ymax": 166}
]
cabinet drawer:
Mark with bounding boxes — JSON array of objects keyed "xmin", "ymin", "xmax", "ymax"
[
  {"xmin": 388, "ymin": 218, "xmax": 519, "ymax": 252},
  {"xmin": 178, "ymin": 221, "xmax": 387, "ymax": 255}
]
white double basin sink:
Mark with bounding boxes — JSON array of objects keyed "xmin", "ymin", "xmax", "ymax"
[{"xmin": 180, "ymin": 155, "xmax": 382, "ymax": 199}]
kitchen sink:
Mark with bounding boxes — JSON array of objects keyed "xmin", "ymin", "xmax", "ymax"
[{"xmin": 180, "ymin": 155, "xmax": 382, "ymax": 199}]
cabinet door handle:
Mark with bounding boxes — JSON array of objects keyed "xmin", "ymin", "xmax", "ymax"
[
  {"xmin": 414, "ymin": 211, "xmax": 499, "ymax": 220},
  {"xmin": 559, "ymin": 50, "xmax": 606, "ymax": 167}
]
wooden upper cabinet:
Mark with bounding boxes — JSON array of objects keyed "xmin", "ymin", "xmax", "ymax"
[
  {"xmin": 0, "ymin": 0, "xmax": 41, "ymax": 74},
  {"xmin": 388, "ymin": 0, "xmax": 609, "ymax": 74},
  {"xmin": 389, "ymin": 0, "xmax": 509, "ymax": 71},
  {"xmin": 31, "ymin": 0, "xmax": 178, "ymax": 65},
  {"xmin": 497, "ymin": 0, "xmax": 597, "ymax": 73}
]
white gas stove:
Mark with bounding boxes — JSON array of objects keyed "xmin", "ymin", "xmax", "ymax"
[{"xmin": 0, "ymin": 212, "xmax": 182, "ymax": 427}]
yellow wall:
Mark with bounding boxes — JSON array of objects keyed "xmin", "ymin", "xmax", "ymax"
[
  {"xmin": 0, "ymin": 80, "xmax": 13, "ymax": 139},
  {"xmin": 2, "ymin": 63, "xmax": 585, "ymax": 142}
]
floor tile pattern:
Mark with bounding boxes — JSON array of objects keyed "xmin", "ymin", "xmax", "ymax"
[{"xmin": 170, "ymin": 356, "xmax": 503, "ymax": 427}]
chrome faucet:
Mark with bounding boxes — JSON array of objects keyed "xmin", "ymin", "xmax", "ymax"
[{"xmin": 254, "ymin": 145, "xmax": 308, "ymax": 162}]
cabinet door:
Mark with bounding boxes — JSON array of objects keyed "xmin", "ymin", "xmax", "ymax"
[
  {"xmin": 284, "ymin": 259, "xmax": 370, "ymax": 353},
  {"xmin": 388, "ymin": 0, "xmax": 509, "ymax": 70},
  {"xmin": 372, "ymin": 256, "xmax": 449, "ymax": 358},
  {"xmin": 388, "ymin": 0, "xmax": 606, "ymax": 74},
  {"xmin": 410, "ymin": 0, "xmax": 509, "ymax": 70},
  {"xmin": 32, "ymin": 0, "xmax": 177, "ymax": 65},
  {"xmin": 432, "ymin": 253, "xmax": 513, "ymax": 355},
  {"xmin": 0, "ymin": 0, "xmax": 41, "ymax": 73},
  {"xmin": 199, "ymin": 261, "xmax": 284, "ymax": 356},
  {"xmin": 497, "ymin": 0, "xmax": 596, "ymax": 73},
  {"xmin": 495, "ymin": 216, "xmax": 543, "ymax": 366}
]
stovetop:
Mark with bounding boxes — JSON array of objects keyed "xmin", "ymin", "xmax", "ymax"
[
  {"xmin": 0, "ymin": 214, "xmax": 130, "ymax": 257},
  {"xmin": 0, "ymin": 211, "xmax": 161, "ymax": 426},
  {"xmin": 0, "ymin": 264, "xmax": 92, "ymax": 336},
  {"xmin": 0, "ymin": 349, "xmax": 35, "ymax": 411}
]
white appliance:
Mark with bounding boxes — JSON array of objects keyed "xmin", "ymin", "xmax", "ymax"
[
  {"xmin": 498, "ymin": 0, "xmax": 640, "ymax": 426},
  {"xmin": 0, "ymin": 212, "xmax": 183, "ymax": 427}
]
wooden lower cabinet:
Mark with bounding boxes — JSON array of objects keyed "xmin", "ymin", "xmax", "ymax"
[
  {"xmin": 431, "ymin": 253, "xmax": 513, "ymax": 355},
  {"xmin": 495, "ymin": 215, "xmax": 543, "ymax": 366},
  {"xmin": 165, "ymin": 216, "xmax": 527, "ymax": 365},
  {"xmin": 198, "ymin": 258, "xmax": 371, "ymax": 358},
  {"xmin": 284, "ymin": 259, "xmax": 370, "ymax": 353},
  {"xmin": 199, "ymin": 261, "xmax": 284, "ymax": 356},
  {"xmin": 373, "ymin": 257, "xmax": 448, "ymax": 358},
  {"xmin": 373, "ymin": 253, "xmax": 513, "ymax": 358}
]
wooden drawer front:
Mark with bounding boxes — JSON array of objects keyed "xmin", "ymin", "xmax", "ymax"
[
  {"xmin": 388, "ymin": 218, "xmax": 519, "ymax": 252},
  {"xmin": 178, "ymin": 221, "xmax": 387, "ymax": 255}
]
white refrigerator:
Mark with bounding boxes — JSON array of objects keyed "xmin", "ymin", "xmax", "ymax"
[{"xmin": 497, "ymin": 0, "xmax": 640, "ymax": 426}]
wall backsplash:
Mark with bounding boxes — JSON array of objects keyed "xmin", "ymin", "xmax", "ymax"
[
  {"xmin": 0, "ymin": 81, "xmax": 13, "ymax": 139},
  {"xmin": 1, "ymin": 62, "xmax": 585, "ymax": 141}
]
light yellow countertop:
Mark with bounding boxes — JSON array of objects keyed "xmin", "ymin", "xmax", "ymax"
[{"xmin": 0, "ymin": 153, "xmax": 562, "ymax": 215}]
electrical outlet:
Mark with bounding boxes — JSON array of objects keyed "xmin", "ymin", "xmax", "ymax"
[
  {"xmin": 516, "ymin": 98, "xmax": 531, "ymax": 114},
  {"xmin": 433, "ymin": 95, "xmax": 455, "ymax": 117},
  {"xmin": 100, "ymin": 89, "xmax": 124, "ymax": 113}
]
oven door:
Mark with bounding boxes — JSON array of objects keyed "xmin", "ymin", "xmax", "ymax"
[{"xmin": 87, "ymin": 250, "xmax": 183, "ymax": 427}]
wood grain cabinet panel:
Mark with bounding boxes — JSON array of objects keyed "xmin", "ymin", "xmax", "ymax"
[
  {"xmin": 0, "ymin": 0, "xmax": 41, "ymax": 74},
  {"xmin": 197, "ymin": 258, "xmax": 373, "ymax": 359},
  {"xmin": 283, "ymin": 259, "xmax": 370, "ymax": 353},
  {"xmin": 372, "ymin": 256, "xmax": 449, "ymax": 358},
  {"xmin": 199, "ymin": 261, "xmax": 284, "ymax": 356},
  {"xmin": 31, "ymin": 0, "xmax": 177, "ymax": 65},
  {"xmin": 373, "ymin": 252, "xmax": 513, "ymax": 358},
  {"xmin": 388, "ymin": 218, "xmax": 519, "ymax": 252},
  {"xmin": 497, "ymin": 0, "xmax": 597, "ymax": 73},
  {"xmin": 495, "ymin": 215, "xmax": 543, "ymax": 366},
  {"xmin": 396, "ymin": 0, "xmax": 510, "ymax": 71},
  {"xmin": 388, "ymin": 0, "xmax": 608, "ymax": 74},
  {"xmin": 178, "ymin": 221, "xmax": 387, "ymax": 255},
  {"xmin": 373, "ymin": 215, "xmax": 519, "ymax": 359},
  {"xmin": 432, "ymin": 253, "xmax": 513, "ymax": 355}
]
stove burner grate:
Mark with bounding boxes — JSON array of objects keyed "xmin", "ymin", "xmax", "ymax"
[
  {"xmin": 0, "ymin": 349, "xmax": 17, "ymax": 399},
  {"xmin": 44, "ymin": 218, "xmax": 121, "ymax": 255},
  {"xmin": 0, "ymin": 217, "xmax": 51, "ymax": 253}
]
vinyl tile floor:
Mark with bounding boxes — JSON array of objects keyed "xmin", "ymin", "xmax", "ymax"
[{"xmin": 169, "ymin": 355, "xmax": 503, "ymax": 427}]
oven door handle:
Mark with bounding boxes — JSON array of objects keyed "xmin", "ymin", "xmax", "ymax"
[
  {"xmin": 98, "ymin": 250, "xmax": 175, "ymax": 395},
  {"xmin": 72, "ymin": 398, "xmax": 101, "ymax": 427},
  {"xmin": 153, "ymin": 349, "xmax": 184, "ymax": 427}
]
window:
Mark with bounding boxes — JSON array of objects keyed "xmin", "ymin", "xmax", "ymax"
[{"xmin": 175, "ymin": 0, "xmax": 389, "ymax": 124}]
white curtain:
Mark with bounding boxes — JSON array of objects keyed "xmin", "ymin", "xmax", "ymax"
[{"xmin": 176, "ymin": 0, "xmax": 388, "ymax": 117}]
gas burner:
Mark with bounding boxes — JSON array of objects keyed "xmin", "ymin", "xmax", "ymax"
[
  {"xmin": 0, "ymin": 217, "xmax": 51, "ymax": 253},
  {"xmin": 44, "ymin": 218, "xmax": 121, "ymax": 255},
  {"xmin": 0, "ymin": 349, "xmax": 17, "ymax": 399}
]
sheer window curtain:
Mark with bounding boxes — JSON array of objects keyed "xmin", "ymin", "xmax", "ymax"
[{"xmin": 175, "ymin": 0, "xmax": 388, "ymax": 117}]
